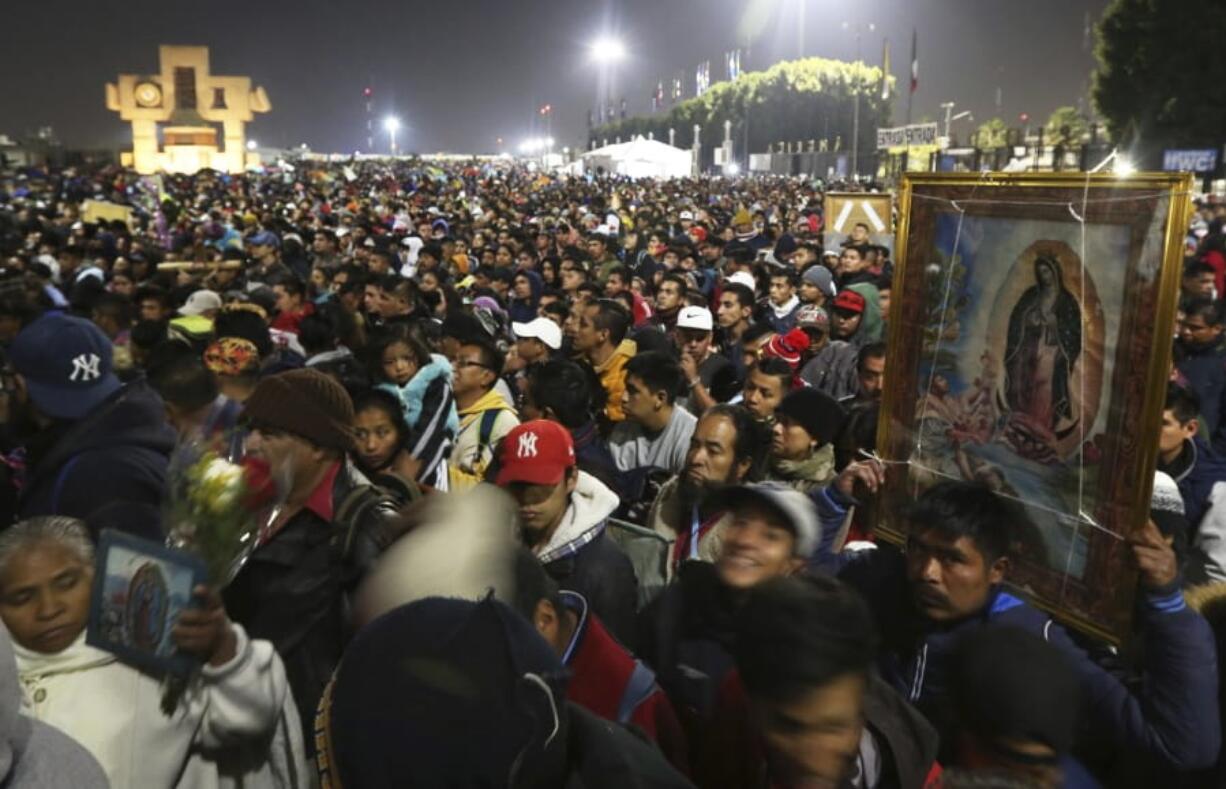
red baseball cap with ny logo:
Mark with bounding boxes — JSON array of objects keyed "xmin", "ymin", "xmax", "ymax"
[{"xmin": 495, "ymin": 420, "xmax": 575, "ymax": 486}]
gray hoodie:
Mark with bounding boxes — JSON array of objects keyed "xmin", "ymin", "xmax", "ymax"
[{"xmin": 0, "ymin": 628, "xmax": 109, "ymax": 788}]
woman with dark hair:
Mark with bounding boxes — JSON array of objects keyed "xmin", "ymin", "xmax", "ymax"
[
  {"xmin": 351, "ymin": 388, "xmax": 422, "ymax": 503},
  {"xmin": 494, "ymin": 243, "xmax": 515, "ymax": 268},
  {"xmin": 539, "ymin": 256, "xmax": 560, "ymax": 289},
  {"xmin": 369, "ymin": 324, "xmax": 458, "ymax": 489},
  {"xmin": 1002, "ymin": 254, "xmax": 1082, "ymax": 434}
]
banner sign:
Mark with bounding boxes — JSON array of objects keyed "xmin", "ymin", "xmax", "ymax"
[
  {"xmin": 1162, "ymin": 149, "xmax": 1218, "ymax": 173},
  {"xmin": 876, "ymin": 123, "xmax": 939, "ymax": 149}
]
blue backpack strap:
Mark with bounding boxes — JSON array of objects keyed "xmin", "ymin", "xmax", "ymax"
[
  {"xmin": 478, "ymin": 408, "xmax": 501, "ymax": 452},
  {"xmin": 50, "ymin": 454, "xmax": 83, "ymax": 515},
  {"xmin": 617, "ymin": 659, "xmax": 659, "ymax": 724}
]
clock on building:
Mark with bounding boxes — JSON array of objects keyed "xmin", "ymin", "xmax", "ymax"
[{"xmin": 134, "ymin": 82, "xmax": 162, "ymax": 108}]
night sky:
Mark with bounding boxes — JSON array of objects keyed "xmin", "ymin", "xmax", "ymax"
[{"xmin": 0, "ymin": 0, "xmax": 1110, "ymax": 155}]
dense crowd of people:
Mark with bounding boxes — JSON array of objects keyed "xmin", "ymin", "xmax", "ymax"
[{"xmin": 0, "ymin": 158, "xmax": 1222, "ymax": 787}]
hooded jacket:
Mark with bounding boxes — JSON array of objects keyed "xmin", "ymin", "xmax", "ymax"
[
  {"xmin": 534, "ymin": 471, "xmax": 638, "ymax": 647},
  {"xmin": 594, "ymin": 340, "xmax": 637, "ymax": 423},
  {"xmin": 0, "ymin": 629, "xmax": 107, "ymax": 788},
  {"xmin": 14, "ymin": 627, "xmax": 305, "ymax": 788},
  {"xmin": 17, "ymin": 379, "xmax": 176, "ymax": 533},
  {"xmin": 449, "ymin": 388, "xmax": 519, "ymax": 491},
  {"xmin": 845, "ymin": 283, "xmax": 884, "ymax": 346},
  {"xmin": 507, "ymin": 270, "xmax": 544, "ymax": 324}
]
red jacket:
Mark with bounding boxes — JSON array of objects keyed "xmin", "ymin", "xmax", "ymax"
[
  {"xmin": 270, "ymin": 301, "xmax": 315, "ymax": 334},
  {"xmin": 561, "ymin": 592, "xmax": 689, "ymax": 772}
]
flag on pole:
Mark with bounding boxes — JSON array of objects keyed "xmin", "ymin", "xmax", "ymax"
[
  {"xmin": 696, "ymin": 61, "xmax": 710, "ymax": 96},
  {"xmin": 726, "ymin": 49, "xmax": 742, "ymax": 81},
  {"xmin": 620, "ymin": 98, "xmax": 627, "ymax": 119},
  {"xmin": 909, "ymin": 29, "xmax": 918, "ymax": 93},
  {"xmin": 672, "ymin": 76, "xmax": 683, "ymax": 101},
  {"xmin": 881, "ymin": 38, "xmax": 891, "ymax": 101}
]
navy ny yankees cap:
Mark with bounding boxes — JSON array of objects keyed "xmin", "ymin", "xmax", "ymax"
[{"xmin": 10, "ymin": 312, "xmax": 120, "ymax": 420}]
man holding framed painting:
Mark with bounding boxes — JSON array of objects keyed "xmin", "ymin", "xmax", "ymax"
[
  {"xmin": 829, "ymin": 171, "xmax": 1222, "ymax": 777},
  {"xmin": 824, "ymin": 467, "xmax": 1218, "ymax": 776},
  {"xmin": 875, "ymin": 171, "xmax": 1195, "ymax": 643}
]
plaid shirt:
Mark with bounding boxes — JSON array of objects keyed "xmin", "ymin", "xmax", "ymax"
[{"xmin": 535, "ymin": 505, "xmax": 607, "ymax": 564}]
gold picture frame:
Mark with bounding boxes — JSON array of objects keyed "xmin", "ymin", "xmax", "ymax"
[{"xmin": 875, "ymin": 171, "xmax": 1193, "ymax": 644}]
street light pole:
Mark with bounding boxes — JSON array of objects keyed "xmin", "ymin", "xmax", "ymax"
[
  {"xmin": 843, "ymin": 21, "xmax": 875, "ymax": 181},
  {"xmin": 940, "ymin": 102, "xmax": 956, "ymax": 139},
  {"xmin": 590, "ymin": 37, "xmax": 625, "ymax": 129},
  {"xmin": 384, "ymin": 116, "xmax": 400, "ymax": 156}
]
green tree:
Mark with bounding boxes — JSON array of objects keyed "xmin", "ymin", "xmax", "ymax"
[
  {"xmin": 590, "ymin": 56, "xmax": 892, "ymax": 166},
  {"xmin": 1044, "ymin": 106, "xmax": 1089, "ymax": 147},
  {"xmin": 1092, "ymin": 0, "xmax": 1226, "ymax": 164},
  {"xmin": 975, "ymin": 118, "xmax": 1009, "ymax": 148}
]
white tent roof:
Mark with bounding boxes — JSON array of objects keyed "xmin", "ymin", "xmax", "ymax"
[{"xmin": 582, "ymin": 136, "xmax": 691, "ymax": 179}]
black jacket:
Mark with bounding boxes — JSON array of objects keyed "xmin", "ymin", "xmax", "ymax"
[
  {"xmin": 637, "ymin": 561, "xmax": 739, "ymax": 738},
  {"xmin": 223, "ymin": 460, "xmax": 403, "ymax": 749},
  {"xmin": 563, "ymin": 704, "xmax": 695, "ymax": 788},
  {"xmin": 545, "ymin": 531, "xmax": 639, "ymax": 650},
  {"xmin": 16, "ymin": 380, "xmax": 175, "ymax": 536}
]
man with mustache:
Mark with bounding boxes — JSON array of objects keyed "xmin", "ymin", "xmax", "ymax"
[{"xmin": 645, "ymin": 404, "xmax": 765, "ymax": 579}]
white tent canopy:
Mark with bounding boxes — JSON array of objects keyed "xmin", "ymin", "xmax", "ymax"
[{"xmin": 581, "ymin": 136, "xmax": 692, "ymax": 179}]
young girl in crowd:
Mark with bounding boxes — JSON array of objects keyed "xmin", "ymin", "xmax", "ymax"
[
  {"xmin": 351, "ymin": 388, "xmax": 422, "ymax": 503},
  {"xmin": 0, "ymin": 517, "xmax": 305, "ymax": 788},
  {"xmin": 371, "ymin": 325, "xmax": 458, "ymax": 489}
]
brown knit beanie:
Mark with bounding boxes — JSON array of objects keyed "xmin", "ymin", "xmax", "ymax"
[{"xmin": 242, "ymin": 368, "xmax": 356, "ymax": 451}]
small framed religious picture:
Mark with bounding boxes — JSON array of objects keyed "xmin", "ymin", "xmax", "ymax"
[
  {"xmin": 86, "ymin": 529, "xmax": 208, "ymax": 676},
  {"xmin": 876, "ymin": 171, "xmax": 1193, "ymax": 643},
  {"xmin": 823, "ymin": 191, "xmax": 895, "ymax": 254}
]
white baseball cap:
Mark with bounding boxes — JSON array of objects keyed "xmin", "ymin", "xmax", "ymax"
[
  {"xmin": 726, "ymin": 271, "xmax": 757, "ymax": 291},
  {"xmin": 678, "ymin": 210, "xmax": 694, "ymax": 221},
  {"xmin": 676, "ymin": 306, "xmax": 714, "ymax": 332},
  {"xmin": 512, "ymin": 317, "xmax": 563, "ymax": 350},
  {"xmin": 179, "ymin": 289, "xmax": 222, "ymax": 317}
]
